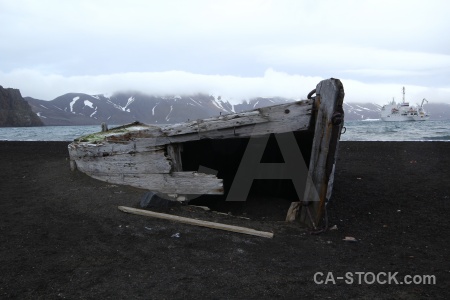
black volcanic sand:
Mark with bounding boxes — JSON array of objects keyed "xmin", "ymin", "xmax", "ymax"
[{"xmin": 0, "ymin": 141, "xmax": 449, "ymax": 299}]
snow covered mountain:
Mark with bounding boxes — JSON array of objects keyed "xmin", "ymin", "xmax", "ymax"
[
  {"xmin": 344, "ymin": 103, "xmax": 382, "ymax": 120},
  {"xmin": 26, "ymin": 92, "xmax": 450, "ymax": 125},
  {"xmin": 26, "ymin": 93, "xmax": 288, "ymax": 126}
]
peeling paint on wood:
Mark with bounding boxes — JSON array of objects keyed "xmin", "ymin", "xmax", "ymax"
[{"xmin": 91, "ymin": 172, "xmax": 223, "ymax": 195}]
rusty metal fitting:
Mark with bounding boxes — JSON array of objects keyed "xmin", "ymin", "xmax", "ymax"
[
  {"xmin": 331, "ymin": 112, "xmax": 342, "ymax": 125},
  {"xmin": 307, "ymin": 89, "xmax": 316, "ymax": 100}
]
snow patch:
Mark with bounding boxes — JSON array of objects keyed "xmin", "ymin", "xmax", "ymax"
[
  {"xmin": 211, "ymin": 97, "xmax": 226, "ymax": 111},
  {"xmin": 152, "ymin": 103, "xmax": 159, "ymax": 116},
  {"xmin": 69, "ymin": 97, "xmax": 79, "ymax": 113},
  {"xmin": 108, "ymin": 96, "xmax": 135, "ymax": 112},
  {"xmin": 39, "ymin": 104, "xmax": 48, "ymax": 109},
  {"xmin": 90, "ymin": 108, "xmax": 98, "ymax": 118},
  {"xmin": 36, "ymin": 112, "xmax": 47, "ymax": 118},
  {"xmin": 356, "ymin": 105, "xmax": 371, "ymax": 111},
  {"xmin": 211, "ymin": 100, "xmax": 222, "ymax": 110},
  {"xmin": 165, "ymin": 105, "xmax": 173, "ymax": 121},
  {"xmin": 189, "ymin": 97, "xmax": 202, "ymax": 106},
  {"xmin": 123, "ymin": 97, "xmax": 135, "ymax": 112},
  {"xmin": 253, "ymin": 100, "xmax": 260, "ymax": 108},
  {"xmin": 84, "ymin": 100, "xmax": 94, "ymax": 109}
]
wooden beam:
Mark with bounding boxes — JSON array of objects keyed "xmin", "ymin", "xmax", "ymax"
[
  {"xmin": 118, "ymin": 206, "xmax": 274, "ymax": 238},
  {"xmin": 167, "ymin": 143, "xmax": 183, "ymax": 172},
  {"xmin": 69, "ymin": 100, "xmax": 314, "ymax": 152},
  {"xmin": 163, "ymin": 101, "xmax": 313, "ymax": 142},
  {"xmin": 296, "ymin": 78, "xmax": 345, "ymax": 227},
  {"xmin": 92, "ymin": 171, "xmax": 223, "ymax": 195},
  {"xmin": 74, "ymin": 150, "xmax": 172, "ymax": 175},
  {"xmin": 285, "ymin": 201, "xmax": 301, "ymax": 222}
]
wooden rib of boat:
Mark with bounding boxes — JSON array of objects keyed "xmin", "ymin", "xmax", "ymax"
[{"xmin": 68, "ymin": 78, "xmax": 345, "ymax": 227}]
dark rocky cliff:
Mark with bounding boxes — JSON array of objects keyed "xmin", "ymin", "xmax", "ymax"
[{"xmin": 0, "ymin": 86, "xmax": 43, "ymax": 127}]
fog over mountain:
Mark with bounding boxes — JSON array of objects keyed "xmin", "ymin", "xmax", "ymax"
[
  {"xmin": 26, "ymin": 92, "xmax": 289, "ymax": 126},
  {"xmin": 26, "ymin": 92, "xmax": 450, "ymax": 126}
]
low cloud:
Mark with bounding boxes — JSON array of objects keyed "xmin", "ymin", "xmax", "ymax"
[{"xmin": 1, "ymin": 68, "xmax": 449, "ymax": 105}]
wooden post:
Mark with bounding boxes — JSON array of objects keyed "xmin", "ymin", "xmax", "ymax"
[
  {"xmin": 167, "ymin": 143, "xmax": 183, "ymax": 172},
  {"xmin": 69, "ymin": 160, "xmax": 77, "ymax": 171},
  {"xmin": 291, "ymin": 78, "xmax": 345, "ymax": 227}
]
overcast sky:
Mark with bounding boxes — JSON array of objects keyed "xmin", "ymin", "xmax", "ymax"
[{"xmin": 1, "ymin": 0, "xmax": 449, "ymax": 104}]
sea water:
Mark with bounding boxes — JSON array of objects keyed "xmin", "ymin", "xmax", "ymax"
[
  {"xmin": 0, "ymin": 121, "xmax": 449, "ymax": 142},
  {"xmin": 340, "ymin": 120, "xmax": 450, "ymax": 141},
  {"xmin": 0, "ymin": 125, "xmax": 102, "ymax": 142}
]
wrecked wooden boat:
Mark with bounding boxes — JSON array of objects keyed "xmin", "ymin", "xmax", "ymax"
[{"xmin": 68, "ymin": 78, "xmax": 345, "ymax": 227}]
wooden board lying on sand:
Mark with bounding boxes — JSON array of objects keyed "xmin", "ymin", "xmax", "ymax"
[{"xmin": 118, "ymin": 206, "xmax": 274, "ymax": 238}]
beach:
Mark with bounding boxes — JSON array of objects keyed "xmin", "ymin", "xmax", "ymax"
[{"xmin": 0, "ymin": 141, "xmax": 449, "ymax": 299}]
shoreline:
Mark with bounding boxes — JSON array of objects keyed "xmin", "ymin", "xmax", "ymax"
[{"xmin": 1, "ymin": 119, "xmax": 450, "ymax": 143}]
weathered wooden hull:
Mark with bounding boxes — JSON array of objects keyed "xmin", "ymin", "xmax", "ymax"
[
  {"xmin": 68, "ymin": 78, "xmax": 345, "ymax": 226},
  {"xmin": 68, "ymin": 100, "xmax": 314, "ymax": 194}
]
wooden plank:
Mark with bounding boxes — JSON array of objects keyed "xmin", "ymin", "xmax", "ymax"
[
  {"xmin": 69, "ymin": 159, "xmax": 77, "ymax": 171},
  {"xmin": 72, "ymin": 123, "xmax": 163, "ymax": 143},
  {"xmin": 90, "ymin": 172, "xmax": 223, "ymax": 195},
  {"xmin": 162, "ymin": 110, "xmax": 267, "ymax": 136},
  {"xmin": 68, "ymin": 100, "xmax": 314, "ymax": 156},
  {"xmin": 68, "ymin": 141, "xmax": 166, "ymax": 158},
  {"xmin": 167, "ymin": 143, "xmax": 183, "ymax": 171},
  {"xmin": 118, "ymin": 206, "xmax": 274, "ymax": 238},
  {"xmin": 74, "ymin": 150, "xmax": 172, "ymax": 175},
  {"xmin": 162, "ymin": 100, "xmax": 313, "ymax": 141}
]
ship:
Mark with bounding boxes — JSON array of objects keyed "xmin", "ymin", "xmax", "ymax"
[{"xmin": 380, "ymin": 87, "xmax": 430, "ymax": 121}]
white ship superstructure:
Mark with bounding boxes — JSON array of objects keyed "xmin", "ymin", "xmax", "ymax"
[{"xmin": 380, "ymin": 87, "xmax": 430, "ymax": 121}]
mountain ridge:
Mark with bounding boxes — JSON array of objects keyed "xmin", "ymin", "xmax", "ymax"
[
  {"xmin": 25, "ymin": 91, "xmax": 450, "ymax": 126},
  {"xmin": 26, "ymin": 92, "xmax": 290, "ymax": 125},
  {"xmin": 0, "ymin": 86, "xmax": 44, "ymax": 127}
]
